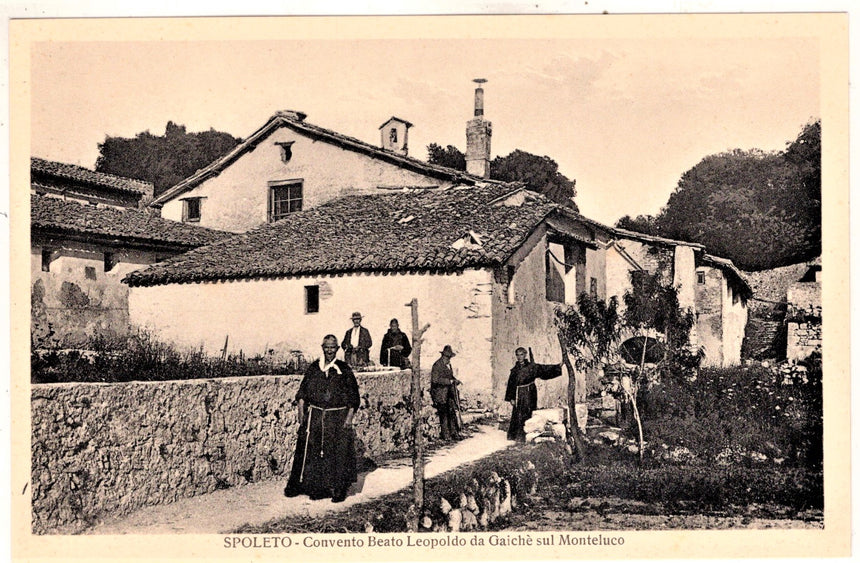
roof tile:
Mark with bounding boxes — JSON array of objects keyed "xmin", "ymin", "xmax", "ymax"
[
  {"xmin": 31, "ymin": 157, "xmax": 154, "ymax": 197},
  {"xmin": 32, "ymin": 194, "xmax": 228, "ymax": 248},
  {"xmin": 126, "ymin": 183, "xmax": 557, "ymax": 287}
]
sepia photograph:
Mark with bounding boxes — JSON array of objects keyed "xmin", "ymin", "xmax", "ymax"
[{"xmin": 9, "ymin": 10, "xmax": 851, "ymax": 561}]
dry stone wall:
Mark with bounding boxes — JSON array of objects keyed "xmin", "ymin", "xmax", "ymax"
[{"xmin": 31, "ymin": 370, "xmax": 437, "ymax": 534}]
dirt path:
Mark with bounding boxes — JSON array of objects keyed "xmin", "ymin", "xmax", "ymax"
[{"xmin": 86, "ymin": 424, "xmax": 509, "ymax": 535}]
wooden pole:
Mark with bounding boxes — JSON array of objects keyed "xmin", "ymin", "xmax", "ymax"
[
  {"xmin": 406, "ymin": 298, "xmax": 430, "ymax": 531},
  {"xmin": 556, "ymin": 331, "xmax": 587, "ymax": 461}
]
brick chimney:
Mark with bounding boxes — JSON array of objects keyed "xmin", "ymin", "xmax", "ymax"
[{"xmin": 466, "ymin": 79, "xmax": 492, "ymax": 178}]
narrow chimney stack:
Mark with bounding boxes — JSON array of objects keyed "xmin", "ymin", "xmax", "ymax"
[{"xmin": 466, "ymin": 79, "xmax": 492, "ymax": 178}]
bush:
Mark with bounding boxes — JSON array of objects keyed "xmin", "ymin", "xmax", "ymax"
[
  {"xmin": 31, "ymin": 331, "xmax": 310, "ymax": 384},
  {"xmin": 640, "ymin": 360, "xmax": 822, "ymax": 469}
]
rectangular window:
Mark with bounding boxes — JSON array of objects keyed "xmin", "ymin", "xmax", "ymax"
[
  {"xmin": 590, "ymin": 277, "xmax": 598, "ymax": 296},
  {"xmin": 41, "ymin": 249, "xmax": 52, "ymax": 272},
  {"xmin": 697, "ymin": 271, "xmax": 706, "ymax": 284},
  {"xmin": 182, "ymin": 197, "xmax": 202, "ymax": 222},
  {"xmin": 305, "ymin": 285, "xmax": 320, "ymax": 314},
  {"xmin": 85, "ymin": 266, "xmax": 97, "ymax": 280},
  {"xmin": 268, "ymin": 180, "xmax": 303, "ymax": 222},
  {"xmin": 104, "ymin": 252, "xmax": 116, "ymax": 273}
]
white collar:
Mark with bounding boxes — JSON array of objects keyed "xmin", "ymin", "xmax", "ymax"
[{"xmin": 319, "ymin": 357, "xmax": 342, "ymax": 375}]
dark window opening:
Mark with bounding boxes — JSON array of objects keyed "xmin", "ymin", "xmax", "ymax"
[
  {"xmin": 389, "ymin": 128, "xmax": 398, "ymax": 143},
  {"xmin": 590, "ymin": 277, "xmax": 598, "ymax": 296},
  {"xmin": 305, "ymin": 285, "xmax": 320, "ymax": 314},
  {"xmin": 85, "ymin": 266, "xmax": 97, "ymax": 280},
  {"xmin": 104, "ymin": 252, "xmax": 116, "ymax": 273},
  {"xmin": 697, "ymin": 271, "xmax": 706, "ymax": 284},
  {"xmin": 182, "ymin": 198, "xmax": 202, "ymax": 222},
  {"xmin": 269, "ymin": 182, "xmax": 303, "ymax": 222},
  {"xmin": 276, "ymin": 141, "xmax": 295, "ymax": 163},
  {"xmin": 41, "ymin": 249, "xmax": 53, "ymax": 272}
]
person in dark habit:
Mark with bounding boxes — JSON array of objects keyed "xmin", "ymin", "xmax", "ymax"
[
  {"xmin": 379, "ymin": 318, "xmax": 412, "ymax": 368},
  {"xmin": 430, "ymin": 345, "xmax": 462, "ymax": 441},
  {"xmin": 284, "ymin": 334, "xmax": 360, "ymax": 503},
  {"xmin": 504, "ymin": 347, "xmax": 563, "ymax": 441},
  {"xmin": 341, "ymin": 311, "xmax": 372, "ymax": 367}
]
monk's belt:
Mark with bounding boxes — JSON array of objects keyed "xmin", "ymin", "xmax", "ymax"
[
  {"xmin": 516, "ymin": 382, "xmax": 536, "ymax": 389},
  {"xmin": 307, "ymin": 405, "xmax": 348, "ymax": 461},
  {"xmin": 308, "ymin": 405, "xmax": 348, "ymax": 412}
]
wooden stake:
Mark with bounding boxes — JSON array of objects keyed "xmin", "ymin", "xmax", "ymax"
[
  {"xmin": 406, "ymin": 298, "xmax": 431, "ymax": 531},
  {"xmin": 556, "ymin": 331, "xmax": 587, "ymax": 461}
]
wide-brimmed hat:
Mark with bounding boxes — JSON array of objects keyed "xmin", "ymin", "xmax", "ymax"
[
  {"xmin": 351, "ymin": 312, "xmax": 363, "ymax": 320},
  {"xmin": 440, "ymin": 345, "xmax": 456, "ymax": 358}
]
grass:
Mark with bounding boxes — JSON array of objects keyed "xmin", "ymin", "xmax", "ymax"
[{"xmin": 235, "ymin": 438, "xmax": 822, "ymax": 534}]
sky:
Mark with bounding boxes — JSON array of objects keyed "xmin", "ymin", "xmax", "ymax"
[{"xmin": 29, "ymin": 32, "xmax": 820, "ymax": 225}]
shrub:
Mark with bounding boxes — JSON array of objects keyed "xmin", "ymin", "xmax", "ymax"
[
  {"xmin": 640, "ymin": 360, "xmax": 822, "ymax": 469},
  {"xmin": 31, "ymin": 331, "xmax": 309, "ymax": 384}
]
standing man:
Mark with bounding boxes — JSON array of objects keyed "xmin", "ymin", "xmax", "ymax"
[
  {"xmin": 504, "ymin": 347, "xmax": 563, "ymax": 442},
  {"xmin": 341, "ymin": 312, "xmax": 372, "ymax": 368},
  {"xmin": 284, "ymin": 335, "xmax": 360, "ymax": 503},
  {"xmin": 379, "ymin": 318, "xmax": 412, "ymax": 368},
  {"xmin": 430, "ymin": 345, "xmax": 462, "ymax": 441}
]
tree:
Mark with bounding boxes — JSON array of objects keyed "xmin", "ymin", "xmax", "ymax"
[
  {"xmin": 426, "ymin": 143, "xmax": 466, "ymax": 171},
  {"xmin": 95, "ymin": 122, "xmax": 242, "ymax": 197},
  {"xmin": 615, "ymin": 120, "xmax": 821, "ymax": 271},
  {"xmin": 615, "ymin": 214, "xmax": 659, "ymax": 236},
  {"xmin": 427, "ymin": 144, "xmax": 579, "ymax": 210},
  {"xmin": 555, "ymin": 273, "xmax": 698, "ymax": 465}
]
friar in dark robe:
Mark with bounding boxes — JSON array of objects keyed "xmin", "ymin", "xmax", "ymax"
[
  {"xmin": 379, "ymin": 318, "xmax": 412, "ymax": 368},
  {"xmin": 284, "ymin": 334, "xmax": 360, "ymax": 502},
  {"xmin": 504, "ymin": 347, "xmax": 563, "ymax": 441}
]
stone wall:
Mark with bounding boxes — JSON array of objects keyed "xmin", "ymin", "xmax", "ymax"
[
  {"xmin": 31, "ymin": 369, "xmax": 436, "ymax": 534},
  {"xmin": 787, "ymin": 321, "xmax": 822, "ymax": 362}
]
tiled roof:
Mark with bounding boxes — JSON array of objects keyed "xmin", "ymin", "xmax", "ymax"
[
  {"xmin": 702, "ymin": 254, "xmax": 753, "ymax": 297},
  {"xmin": 126, "ymin": 183, "xmax": 559, "ymax": 287},
  {"xmin": 151, "ymin": 111, "xmax": 487, "ymax": 206},
  {"xmin": 31, "ymin": 157, "xmax": 154, "ymax": 197},
  {"xmin": 32, "ymin": 194, "xmax": 228, "ymax": 248}
]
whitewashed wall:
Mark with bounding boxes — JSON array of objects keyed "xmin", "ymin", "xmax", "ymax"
[
  {"xmin": 129, "ymin": 269, "xmax": 495, "ymax": 403},
  {"xmin": 721, "ymin": 275, "xmax": 749, "ymax": 366},
  {"xmin": 490, "ymin": 228, "xmax": 584, "ymax": 413},
  {"xmin": 160, "ymin": 127, "xmax": 452, "ymax": 233}
]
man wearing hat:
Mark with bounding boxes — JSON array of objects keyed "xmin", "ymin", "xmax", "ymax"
[
  {"xmin": 430, "ymin": 345, "xmax": 462, "ymax": 441},
  {"xmin": 341, "ymin": 312, "xmax": 372, "ymax": 367}
]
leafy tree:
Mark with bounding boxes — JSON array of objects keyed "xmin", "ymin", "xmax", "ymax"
[
  {"xmin": 95, "ymin": 121, "xmax": 241, "ymax": 196},
  {"xmin": 426, "ymin": 143, "xmax": 466, "ymax": 171},
  {"xmin": 427, "ymin": 144, "xmax": 578, "ymax": 210},
  {"xmin": 615, "ymin": 214, "xmax": 659, "ymax": 236},
  {"xmin": 615, "ymin": 120, "xmax": 821, "ymax": 271},
  {"xmin": 555, "ymin": 273, "xmax": 698, "ymax": 464}
]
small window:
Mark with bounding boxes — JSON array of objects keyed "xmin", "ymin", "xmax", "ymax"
[
  {"xmin": 305, "ymin": 285, "xmax": 320, "ymax": 314},
  {"xmin": 104, "ymin": 252, "xmax": 116, "ymax": 273},
  {"xmin": 590, "ymin": 277, "xmax": 598, "ymax": 296},
  {"xmin": 697, "ymin": 271, "xmax": 706, "ymax": 284},
  {"xmin": 389, "ymin": 128, "xmax": 398, "ymax": 143},
  {"xmin": 41, "ymin": 249, "xmax": 53, "ymax": 272},
  {"xmin": 506, "ymin": 265, "xmax": 516, "ymax": 305},
  {"xmin": 276, "ymin": 141, "xmax": 295, "ymax": 163},
  {"xmin": 269, "ymin": 181, "xmax": 303, "ymax": 222},
  {"xmin": 182, "ymin": 198, "xmax": 202, "ymax": 222},
  {"xmin": 85, "ymin": 266, "xmax": 97, "ymax": 280}
]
